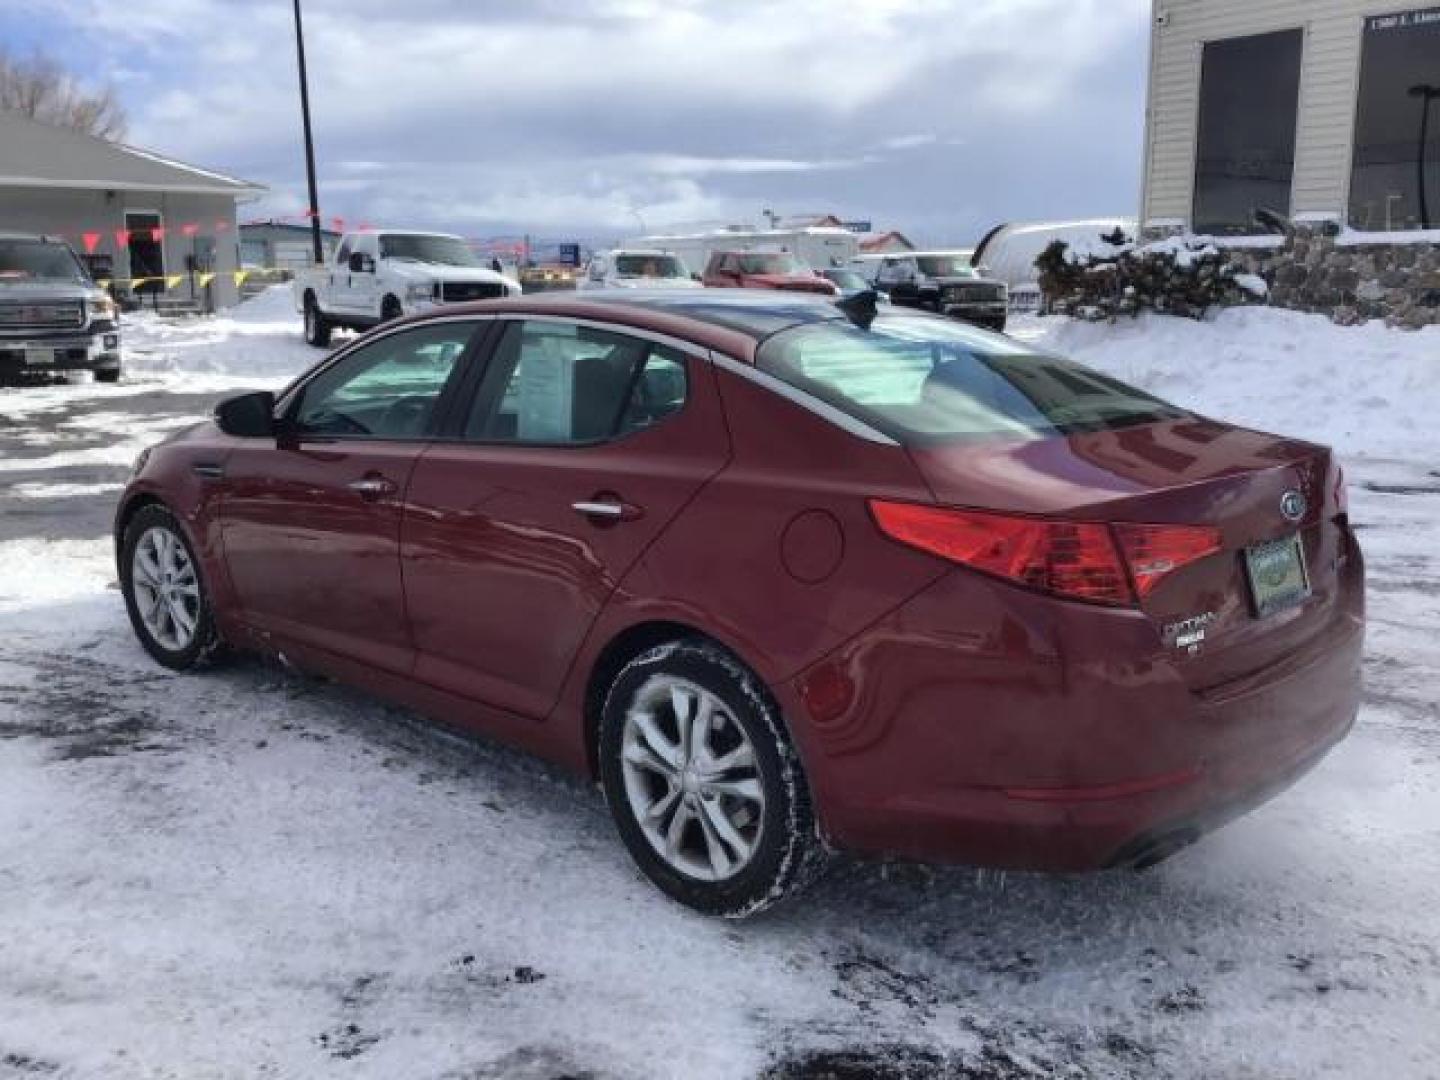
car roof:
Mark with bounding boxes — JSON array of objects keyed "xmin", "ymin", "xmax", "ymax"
[
  {"xmin": 0, "ymin": 231, "xmax": 61, "ymax": 242},
  {"xmin": 419, "ymin": 289, "xmax": 854, "ymax": 353}
]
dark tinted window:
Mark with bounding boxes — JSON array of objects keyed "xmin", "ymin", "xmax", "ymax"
[
  {"xmin": 293, "ymin": 324, "xmax": 475, "ymax": 438},
  {"xmin": 1192, "ymin": 29, "xmax": 1303, "ymax": 235},
  {"xmin": 1348, "ymin": 9, "xmax": 1440, "ymax": 231},
  {"xmin": 916, "ymin": 256, "xmax": 974, "ymax": 277},
  {"xmin": 755, "ymin": 315, "xmax": 1182, "ymax": 444},
  {"xmin": 378, "ymin": 234, "xmax": 478, "ymax": 266},
  {"xmin": 465, "ymin": 321, "xmax": 687, "ymax": 444},
  {"xmin": 737, "ymin": 253, "xmax": 803, "ymax": 275},
  {"xmin": 614, "ymin": 254, "xmax": 687, "ymax": 278}
]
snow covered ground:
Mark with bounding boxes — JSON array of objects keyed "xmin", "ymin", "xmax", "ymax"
[{"xmin": 1, "ymin": 291, "xmax": 1437, "ymax": 1079}]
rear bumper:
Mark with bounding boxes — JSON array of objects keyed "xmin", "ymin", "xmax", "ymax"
[{"xmin": 783, "ymin": 546, "xmax": 1364, "ymax": 871}]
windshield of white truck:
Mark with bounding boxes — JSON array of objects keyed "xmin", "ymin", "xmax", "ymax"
[
  {"xmin": 378, "ymin": 235, "xmax": 480, "ymax": 267},
  {"xmin": 0, "ymin": 240, "xmax": 87, "ymax": 283},
  {"xmin": 615, "ymin": 254, "xmax": 687, "ymax": 279}
]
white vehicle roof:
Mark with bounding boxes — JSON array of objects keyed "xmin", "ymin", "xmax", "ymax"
[{"xmin": 972, "ymin": 219, "xmax": 1135, "ymax": 286}]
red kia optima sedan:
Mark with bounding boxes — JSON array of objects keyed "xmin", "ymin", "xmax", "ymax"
[{"xmin": 116, "ymin": 290, "xmax": 1363, "ymax": 917}]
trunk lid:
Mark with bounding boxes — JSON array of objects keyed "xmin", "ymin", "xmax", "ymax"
[{"xmin": 908, "ymin": 417, "xmax": 1347, "ymax": 690}]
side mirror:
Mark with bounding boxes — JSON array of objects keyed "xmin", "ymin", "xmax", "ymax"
[
  {"xmin": 348, "ymin": 252, "xmax": 373, "ymax": 273},
  {"xmin": 215, "ymin": 390, "xmax": 277, "ymax": 438}
]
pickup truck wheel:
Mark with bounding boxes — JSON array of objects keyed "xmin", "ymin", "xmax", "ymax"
[
  {"xmin": 380, "ymin": 296, "xmax": 403, "ymax": 323},
  {"xmin": 303, "ymin": 296, "xmax": 332, "ymax": 348},
  {"xmin": 95, "ymin": 367, "xmax": 121, "ymax": 384}
]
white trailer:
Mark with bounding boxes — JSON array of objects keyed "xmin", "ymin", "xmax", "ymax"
[{"xmin": 625, "ymin": 226, "xmax": 859, "ymax": 275}]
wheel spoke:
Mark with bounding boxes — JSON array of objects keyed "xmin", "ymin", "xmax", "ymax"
[
  {"xmin": 135, "ymin": 546, "xmax": 162, "ymax": 584},
  {"xmin": 693, "ymin": 798, "xmax": 733, "ymax": 877},
  {"xmin": 664, "ymin": 799, "xmax": 693, "ymax": 861},
  {"xmin": 623, "ymin": 736, "xmax": 677, "ymax": 779},
  {"xmin": 168, "ymin": 598, "xmax": 196, "ymax": 637},
  {"xmin": 699, "ymin": 795, "xmax": 750, "ymax": 864},
  {"xmin": 670, "ymin": 686, "xmax": 695, "ymax": 761},
  {"xmin": 630, "ymin": 710, "xmax": 682, "ymax": 771},
  {"xmin": 704, "ymin": 777, "xmax": 763, "ymax": 803},
  {"xmin": 644, "ymin": 786, "xmax": 682, "ymax": 826}
]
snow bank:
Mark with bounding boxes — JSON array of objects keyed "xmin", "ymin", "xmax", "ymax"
[
  {"xmin": 1028, "ymin": 306, "xmax": 1440, "ymax": 460},
  {"xmin": 121, "ymin": 285, "xmax": 317, "ymax": 380}
]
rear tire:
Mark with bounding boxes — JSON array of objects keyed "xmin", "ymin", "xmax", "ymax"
[
  {"xmin": 303, "ymin": 295, "xmax": 332, "ymax": 348},
  {"xmin": 599, "ymin": 640, "xmax": 827, "ymax": 917},
  {"xmin": 380, "ymin": 295, "xmax": 403, "ymax": 323},
  {"xmin": 119, "ymin": 504, "xmax": 223, "ymax": 671},
  {"xmin": 95, "ymin": 367, "xmax": 121, "ymax": 383}
]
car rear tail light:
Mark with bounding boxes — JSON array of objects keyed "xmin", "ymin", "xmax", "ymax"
[
  {"xmin": 1111, "ymin": 523, "xmax": 1223, "ymax": 598},
  {"xmin": 869, "ymin": 501, "xmax": 1134, "ymax": 606}
]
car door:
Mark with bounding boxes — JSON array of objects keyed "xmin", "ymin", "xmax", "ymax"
[
  {"xmin": 401, "ymin": 317, "xmax": 731, "ymax": 720},
  {"xmin": 219, "ymin": 319, "xmax": 485, "ymax": 673}
]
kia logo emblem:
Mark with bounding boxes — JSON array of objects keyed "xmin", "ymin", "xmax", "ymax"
[{"xmin": 1280, "ymin": 489, "xmax": 1308, "ymax": 523}]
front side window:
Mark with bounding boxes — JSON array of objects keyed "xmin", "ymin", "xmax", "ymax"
[
  {"xmin": 293, "ymin": 323, "xmax": 476, "ymax": 438},
  {"xmin": 756, "ymin": 315, "xmax": 1182, "ymax": 444},
  {"xmin": 0, "ymin": 240, "xmax": 87, "ymax": 283},
  {"xmin": 465, "ymin": 321, "xmax": 688, "ymax": 444},
  {"xmin": 1349, "ymin": 8, "xmax": 1440, "ymax": 231},
  {"xmin": 1192, "ymin": 29, "xmax": 1304, "ymax": 235}
]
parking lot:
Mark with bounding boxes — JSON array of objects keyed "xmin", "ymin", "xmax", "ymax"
[{"xmin": 0, "ymin": 302, "xmax": 1436, "ymax": 1079}]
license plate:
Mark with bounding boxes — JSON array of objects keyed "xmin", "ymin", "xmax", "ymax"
[
  {"xmin": 1244, "ymin": 534, "xmax": 1311, "ymax": 617},
  {"xmin": 23, "ymin": 346, "xmax": 56, "ymax": 366}
]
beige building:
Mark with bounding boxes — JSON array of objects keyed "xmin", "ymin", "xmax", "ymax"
[{"xmin": 1142, "ymin": 2, "xmax": 1440, "ymax": 235}]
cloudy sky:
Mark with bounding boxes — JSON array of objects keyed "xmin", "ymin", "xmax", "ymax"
[{"xmin": 2, "ymin": 0, "xmax": 1150, "ymax": 246}]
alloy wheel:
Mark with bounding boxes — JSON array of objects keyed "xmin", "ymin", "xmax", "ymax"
[
  {"xmin": 619, "ymin": 675, "xmax": 766, "ymax": 882},
  {"xmin": 130, "ymin": 525, "xmax": 201, "ymax": 651}
]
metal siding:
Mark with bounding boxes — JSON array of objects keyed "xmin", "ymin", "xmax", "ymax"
[{"xmin": 1144, "ymin": 0, "xmax": 1401, "ymax": 226}]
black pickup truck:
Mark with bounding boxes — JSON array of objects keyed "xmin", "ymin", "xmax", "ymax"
[
  {"xmin": 872, "ymin": 251, "xmax": 1009, "ymax": 331},
  {"xmin": 1, "ymin": 232, "xmax": 121, "ymax": 382}
]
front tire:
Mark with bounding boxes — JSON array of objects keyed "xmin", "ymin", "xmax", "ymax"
[
  {"xmin": 380, "ymin": 295, "xmax": 403, "ymax": 323},
  {"xmin": 303, "ymin": 295, "xmax": 332, "ymax": 347},
  {"xmin": 95, "ymin": 366, "xmax": 121, "ymax": 383},
  {"xmin": 599, "ymin": 641, "xmax": 827, "ymax": 917},
  {"xmin": 120, "ymin": 504, "xmax": 222, "ymax": 670}
]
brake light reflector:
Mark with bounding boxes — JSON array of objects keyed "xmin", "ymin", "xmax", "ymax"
[
  {"xmin": 869, "ymin": 501, "xmax": 1134, "ymax": 606},
  {"xmin": 1112, "ymin": 523, "xmax": 1223, "ymax": 597}
]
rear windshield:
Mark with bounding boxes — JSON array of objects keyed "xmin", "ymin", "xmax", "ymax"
[
  {"xmin": 615, "ymin": 254, "xmax": 687, "ymax": 279},
  {"xmin": 755, "ymin": 315, "xmax": 1184, "ymax": 443},
  {"xmin": 0, "ymin": 240, "xmax": 87, "ymax": 283}
]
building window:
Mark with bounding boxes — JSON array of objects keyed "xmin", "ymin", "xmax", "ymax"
[
  {"xmin": 1348, "ymin": 7, "xmax": 1440, "ymax": 233},
  {"xmin": 1192, "ymin": 29, "xmax": 1304, "ymax": 235}
]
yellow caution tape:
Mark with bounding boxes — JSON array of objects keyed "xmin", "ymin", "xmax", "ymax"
[{"xmin": 165, "ymin": 275, "xmax": 184, "ymax": 289}]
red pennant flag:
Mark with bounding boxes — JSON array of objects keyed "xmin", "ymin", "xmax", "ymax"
[
  {"xmin": 82, "ymin": 231, "xmax": 102, "ymax": 254},
  {"xmin": 214, "ymin": 220, "xmax": 230, "ymax": 232},
  {"xmin": 331, "ymin": 217, "xmax": 345, "ymax": 232},
  {"xmin": 150, "ymin": 226, "xmax": 166, "ymax": 242},
  {"xmin": 114, "ymin": 229, "xmax": 131, "ymax": 248},
  {"xmin": 302, "ymin": 209, "xmax": 318, "ymax": 219},
  {"xmin": 181, "ymin": 223, "xmax": 199, "ymax": 237},
  {"xmin": 357, "ymin": 222, "xmax": 373, "ymax": 231}
]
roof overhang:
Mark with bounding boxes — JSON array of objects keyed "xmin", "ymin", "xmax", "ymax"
[{"xmin": 0, "ymin": 175, "xmax": 267, "ymax": 201}]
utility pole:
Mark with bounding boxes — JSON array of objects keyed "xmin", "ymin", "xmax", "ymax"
[
  {"xmin": 1409, "ymin": 84, "xmax": 1439, "ymax": 231},
  {"xmin": 292, "ymin": 0, "xmax": 324, "ymax": 265}
]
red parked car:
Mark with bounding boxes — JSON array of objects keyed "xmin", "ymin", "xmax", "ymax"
[
  {"xmin": 702, "ymin": 250, "xmax": 838, "ymax": 295},
  {"xmin": 116, "ymin": 290, "xmax": 1363, "ymax": 917}
]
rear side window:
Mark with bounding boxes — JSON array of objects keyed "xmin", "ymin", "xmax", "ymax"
[
  {"xmin": 464, "ymin": 321, "xmax": 687, "ymax": 444},
  {"xmin": 755, "ymin": 315, "xmax": 1182, "ymax": 443}
]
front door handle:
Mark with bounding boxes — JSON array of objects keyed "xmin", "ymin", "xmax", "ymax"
[
  {"xmin": 348, "ymin": 476, "xmax": 396, "ymax": 500},
  {"xmin": 572, "ymin": 496, "xmax": 642, "ymax": 523}
]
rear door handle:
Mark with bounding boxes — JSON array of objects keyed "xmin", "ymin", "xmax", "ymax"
[{"xmin": 348, "ymin": 476, "xmax": 396, "ymax": 500}]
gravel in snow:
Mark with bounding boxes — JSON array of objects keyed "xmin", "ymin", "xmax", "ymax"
[{"xmin": 0, "ymin": 292, "xmax": 1436, "ymax": 1079}]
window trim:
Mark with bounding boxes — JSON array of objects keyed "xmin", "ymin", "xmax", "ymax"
[
  {"xmin": 280, "ymin": 317, "xmax": 493, "ymax": 444},
  {"xmin": 450, "ymin": 314, "xmax": 699, "ymax": 449}
]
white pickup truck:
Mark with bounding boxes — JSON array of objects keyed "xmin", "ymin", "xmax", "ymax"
[{"xmin": 294, "ymin": 230, "xmax": 521, "ymax": 347}]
